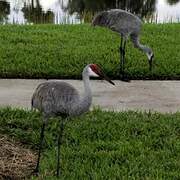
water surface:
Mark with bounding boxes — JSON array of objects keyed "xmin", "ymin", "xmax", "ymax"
[{"xmin": 0, "ymin": 0, "xmax": 180, "ymax": 24}]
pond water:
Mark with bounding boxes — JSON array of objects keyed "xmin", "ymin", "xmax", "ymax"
[{"xmin": 0, "ymin": 0, "xmax": 180, "ymax": 24}]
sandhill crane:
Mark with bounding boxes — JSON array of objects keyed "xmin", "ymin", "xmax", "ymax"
[
  {"xmin": 32, "ymin": 64, "xmax": 115, "ymax": 177},
  {"xmin": 92, "ymin": 9, "xmax": 154, "ymax": 80}
]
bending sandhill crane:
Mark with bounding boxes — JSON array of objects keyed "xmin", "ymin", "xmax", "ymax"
[
  {"xmin": 92, "ymin": 9, "xmax": 154, "ymax": 79},
  {"xmin": 32, "ymin": 64, "xmax": 115, "ymax": 177}
]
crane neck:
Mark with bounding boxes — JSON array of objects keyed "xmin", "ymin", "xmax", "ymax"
[
  {"xmin": 130, "ymin": 35, "xmax": 150, "ymax": 54},
  {"xmin": 82, "ymin": 66, "xmax": 92, "ymax": 95},
  {"xmin": 71, "ymin": 66, "xmax": 92, "ymax": 116}
]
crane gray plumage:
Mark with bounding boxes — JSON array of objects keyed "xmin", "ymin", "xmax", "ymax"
[
  {"xmin": 32, "ymin": 81, "xmax": 91, "ymax": 117},
  {"xmin": 32, "ymin": 64, "xmax": 115, "ymax": 177},
  {"xmin": 92, "ymin": 9, "xmax": 154, "ymax": 79}
]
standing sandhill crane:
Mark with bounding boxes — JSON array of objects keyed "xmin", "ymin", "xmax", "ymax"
[
  {"xmin": 32, "ymin": 64, "xmax": 115, "ymax": 177},
  {"xmin": 92, "ymin": 9, "xmax": 154, "ymax": 79}
]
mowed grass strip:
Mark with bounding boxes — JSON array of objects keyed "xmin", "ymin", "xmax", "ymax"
[
  {"xmin": 0, "ymin": 24, "xmax": 180, "ymax": 79},
  {"xmin": 0, "ymin": 107, "xmax": 179, "ymax": 179}
]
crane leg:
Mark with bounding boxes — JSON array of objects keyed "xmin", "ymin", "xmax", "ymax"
[
  {"xmin": 34, "ymin": 120, "xmax": 46, "ymax": 174},
  {"xmin": 122, "ymin": 39, "xmax": 126, "ymax": 78},
  {"xmin": 119, "ymin": 36, "xmax": 124, "ymax": 77},
  {"xmin": 119, "ymin": 37, "xmax": 127, "ymax": 80},
  {"xmin": 57, "ymin": 119, "xmax": 65, "ymax": 177}
]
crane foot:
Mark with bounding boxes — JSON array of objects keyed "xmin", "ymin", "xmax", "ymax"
[
  {"xmin": 121, "ymin": 77, "xmax": 131, "ymax": 82},
  {"xmin": 120, "ymin": 74, "xmax": 130, "ymax": 82}
]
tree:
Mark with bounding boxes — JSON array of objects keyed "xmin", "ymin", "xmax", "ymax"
[
  {"xmin": 22, "ymin": 0, "xmax": 54, "ymax": 24},
  {"xmin": 0, "ymin": 1, "xmax": 10, "ymax": 23},
  {"xmin": 167, "ymin": 0, "xmax": 180, "ymax": 5},
  {"xmin": 65, "ymin": 0, "xmax": 156, "ymax": 23}
]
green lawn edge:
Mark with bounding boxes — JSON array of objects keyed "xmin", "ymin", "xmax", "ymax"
[
  {"xmin": 0, "ymin": 23, "xmax": 180, "ymax": 79},
  {"xmin": 0, "ymin": 107, "xmax": 179, "ymax": 179}
]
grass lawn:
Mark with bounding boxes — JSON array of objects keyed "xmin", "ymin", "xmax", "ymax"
[
  {"xmin": 0, "ymin": 107, "xmax": 179, "ymax": 179},
  {"xmin": 0, "ymin": 23, "xmax": 180, "ymax": 79},
  {"xmin": 0, "ymin": 23, "xmax": 180, "ymax": 179}
]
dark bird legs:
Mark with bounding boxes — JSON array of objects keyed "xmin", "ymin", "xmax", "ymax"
[
  {"xmin": 119, "ymin": 36, "xmax": 127, "ymax": 81},
  {"xmin": 34, "ymin": 119, "xmax": 46, "ymax": 175},
  {"xmin": 57, "ymin": 119, "xmax": 65, "ymax": 177},
  {"xmin": 34, "ymin": 116, "xmax": 65, "ymax": 177}
]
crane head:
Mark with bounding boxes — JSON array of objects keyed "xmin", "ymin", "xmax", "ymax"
[
  {"xmin": 91, "ymin": 11, "xmax": 108, "ymax": 27},
  {"xmin": 88, "ymin": 64, "xmax": 115, "ymax": 85}
]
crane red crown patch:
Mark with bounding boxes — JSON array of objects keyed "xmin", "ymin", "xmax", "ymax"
[{"xmin": 90, "ymin": 64, "xmax": 100, "ymax": 74}]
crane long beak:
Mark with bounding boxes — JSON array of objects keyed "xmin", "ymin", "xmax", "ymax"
[
  {"xmin": 98, "ymin": 70, "xmax": 115, "ymax": 85},
  {"xmin": 103, "ymin": 75, "xmax": 115, "ymax": 85}
]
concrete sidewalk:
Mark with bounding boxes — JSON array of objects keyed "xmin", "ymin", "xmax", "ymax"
[{"xmin": 0, "ymin": 79, "xmax": 180, "ymax": 113}]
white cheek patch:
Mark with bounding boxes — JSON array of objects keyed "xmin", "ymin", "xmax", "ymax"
[
  {"xmin": 147, "ymin": 52, "xmax": 153, "ymax": 60},
  {"xmin": 88, "ymin": 67, "xmax": 99, "ymax": 77}
]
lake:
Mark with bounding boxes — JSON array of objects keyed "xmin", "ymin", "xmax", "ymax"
[{"xmin": 0, "ymin": 0, "xmax": 180, "ymax": 24}]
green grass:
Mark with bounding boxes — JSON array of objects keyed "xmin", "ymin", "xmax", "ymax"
[
  {"xmin": 0, "ymin": 107, "xmax": 180, "ymax": 179},
  {"xmin": 0, "ymin": 23, "xmax": 180, "ymax": 79}
]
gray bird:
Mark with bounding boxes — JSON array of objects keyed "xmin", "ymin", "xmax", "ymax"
[
  {"xmin": 92, "ymin": 9, "xmax": 154, "ymax": 80},
  {"xmin": 32, "ymin": 64, "xmax": 115, "ymax": 177}
]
